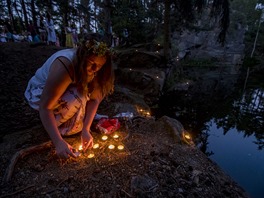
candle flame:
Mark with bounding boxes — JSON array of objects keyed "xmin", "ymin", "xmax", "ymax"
[
  {"xmin": 102, "ymin": 135, "xmax": 108, "ymax": 141},
  {"xmin": 117, "ymin": 145, "xmax": 124, "ymax": 150},
  {"xmin": 87, "ymin": 153, "xmax": 95, "ymax": 158},
  {"xmin": 93, "ymin": 143, "xmax": 99, "ymax": 149},
  {"xmin": 108, "ymin": 144, "xmax": 115, "ymax": 149},
  {"xmin": 79, "ymin": 145, "xmax": 83, "ymax": 151},
  {"xmin": 184, "ymin": 134, "xmax": 191, "ymax": 140},
  {"xmin": 113, "ymin": 134, "xmax": 119, "ymax": 139}
]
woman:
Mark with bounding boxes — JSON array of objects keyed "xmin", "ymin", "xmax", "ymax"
[
  {"xmin": 45, "ymin": 12, "xmax": 56, "ymax": 45},
  {"xmin": 37, "ymin": 15, "xmax": 47, "ymax": 42},
  {"xmin": 25, "ymin": 33, "xmax": 115, "ymax": 159}
]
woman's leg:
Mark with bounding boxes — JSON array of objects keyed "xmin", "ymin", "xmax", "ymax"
[{"xmin": 54, "ymin": 85, "xmax": 88, "ymax": 136}]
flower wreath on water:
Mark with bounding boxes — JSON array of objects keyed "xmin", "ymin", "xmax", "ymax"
[{"xmin": 85, "ymin": 40, "xmax": 114, "ymax": 57}]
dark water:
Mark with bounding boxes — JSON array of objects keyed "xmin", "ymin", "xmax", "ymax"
[{"xmin": 157, "ymin": 70, "xmax": 264, "ymax": 198}]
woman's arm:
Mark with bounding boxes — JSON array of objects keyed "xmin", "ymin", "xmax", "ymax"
[
  {"xmin": 81, "ymin": 83, "xmax": 104, "ymax": 151},
  {"xmin": 39, "ymin": 57, "xmax": 76, "ymax": 159}
]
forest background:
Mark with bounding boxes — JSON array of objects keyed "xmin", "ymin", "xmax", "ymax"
[{"xmin": 0, "ymin": 0, "xmax": 264, "ymax": 64}]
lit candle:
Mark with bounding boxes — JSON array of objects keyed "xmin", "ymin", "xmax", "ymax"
[
  {"xmin": 102, "ymin": 135, "xmax": 108, "ymax": 141},
  {"xmin": 78, "ymin": 145, "xmax": 83, "ymax": 151},
  {"xmin": 108, "ymin": 144, "xmax": 115, "ymax": 150},
  {"xmin": 113, "ymin": 134, "xmax": 119, "ymax": 139},
  {"xmin": 117, "ymin": 145, "xmax": 124, "ymax": 150},
  {"xmin": 93, "ymin": 143, "xmax": 99, "ymax": 149},
  {"xmin": 146, "ymin": 112, "xmax": 150, "ymax": 116},
  {"xmin": 184, "ymin": 134, "xmax": 191, "ymax": 140},
  {"xmin": 87, "ymin": 153, "xmax": 95, "ymax": 158}
]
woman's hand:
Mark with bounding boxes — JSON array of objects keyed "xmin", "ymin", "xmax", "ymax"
[
  {"xmin": 54, "ymin": 139, "xmax": 76, "ymax": 159},
  {"xmin": 81, "ymin": 130, "xmax": 94, "ymax": 151}
]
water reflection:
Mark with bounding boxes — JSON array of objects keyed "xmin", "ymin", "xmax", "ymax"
[
  {"xmin": 207, "ymin": 122, "xmax": 264, "ymax": 198},
  {"xmin": 157, "ymin": 70, "xmax": 264, "ymax": 198},
  {"xmin": 158, "ymin": 82, "xmax": 264, "ymax": 151}
]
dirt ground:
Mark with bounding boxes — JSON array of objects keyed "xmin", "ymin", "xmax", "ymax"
[{"xmin": 0, "ymin": 42, "xmax": 250, "ymax": 197}]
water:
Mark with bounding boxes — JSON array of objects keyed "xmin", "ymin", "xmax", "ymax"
[
  {"xmin": 157, "ymin": 70, "xmax": 264, "ymax": 198},
  {"xmin": 207, "ymin": 121, "xmax": 264, "ymax": 198}
]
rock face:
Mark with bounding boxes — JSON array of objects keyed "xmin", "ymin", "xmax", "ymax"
[
  {"xmin": 114, "ymin": 48, "xmax": 167, "ymax": 106},
  {"xmin": 172, "ymin": 21, "xmax": 246, "ymax": 73}
]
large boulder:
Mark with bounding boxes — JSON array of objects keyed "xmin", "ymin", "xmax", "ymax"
[{"xmin": 114, "ymin": 49, "xmax": 167, "ymax": 106}]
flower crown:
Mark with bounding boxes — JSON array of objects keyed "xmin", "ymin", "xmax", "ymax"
[{"xmin": 85, "ymin": 40, "xmax": 113, "ymax": 56}]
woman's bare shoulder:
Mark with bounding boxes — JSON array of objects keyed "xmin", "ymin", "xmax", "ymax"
[{"xmin": 54, "ymin": 56, "xmax": 75, "ymax": 82}]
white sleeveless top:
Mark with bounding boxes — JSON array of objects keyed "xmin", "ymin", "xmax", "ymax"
[{"xmin": 24, "ymin": 48, "xmax": 76, "ymax": 110}]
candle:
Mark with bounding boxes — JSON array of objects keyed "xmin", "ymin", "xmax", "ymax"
[
  {"xmin": 117, "ymin": 145, "xmax": 124, "ymax": 150},
  {"xmin": 184, "ymin": 134, "xmax": 191, "ymax": 140},
  {"xmin": 102, "ymin": 135, "xmax": 108, "ymax": 141},
  {"xmin": 87, "ymin": 153, "xmax": 95, "ymax": 158},
  {"xmin": 108, "ymin": 144, "xmax": 115, "ymax": 150},
  {"xmin": 113, "ymin": 134, "xmax": 119, "ymax": 139},
  {"xmin": 78, "ymin": 145, "xmax": 83, "ymax": 151},
  {"xmin": 93, "ymin": 143, "xmax": 99, "ymax": 149}
]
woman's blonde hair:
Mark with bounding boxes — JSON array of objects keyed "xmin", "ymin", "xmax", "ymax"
[{"xmin": 73, "ymin": 33, "xmax": 115, "ymax": 97}]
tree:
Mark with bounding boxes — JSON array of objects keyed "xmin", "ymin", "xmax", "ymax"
[
  {"xmin": 5, "ymin": 0, "xmax": 15, "ymax": 31},
  {"xmin": 163, "ymin": 0, "xmax": 170, "ymax": 61},
  {"xmin": 21, "ymin": 0, "xmax": 29, "ymax": 29},
  {"xmin": 0, "ymin": 0, "xmax": 233, "ymax": 54},
  {"xmin": 30, "ymin": 0, "xmax": 38, "ymax": 31}
]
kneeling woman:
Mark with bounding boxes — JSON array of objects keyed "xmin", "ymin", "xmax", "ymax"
[{"xmin": 25, "ymin": 33, "xmax": 115, "ymax": 159}]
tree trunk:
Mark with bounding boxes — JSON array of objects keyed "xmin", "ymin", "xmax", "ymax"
[
  {"xmin": 21, "ymin": 0, "xmax": 29, "ymax": 28},
  {"xmin": 163, "ymin": 0, "xmax": 171, "ymax": 62},
  {"xmin": 13, "ymin": 1, "xmax": 25, "ymax": 30},
  {"xmin": 30, "ymin": 0, "xmax": 38, "ymax": 31},
  {"xmin": 104, "ymin": 0, "xmax": 112, "ymax": 45},
  {"xmin": 6, "ymin": 0, "xmax": 15, "ymax": 31}
]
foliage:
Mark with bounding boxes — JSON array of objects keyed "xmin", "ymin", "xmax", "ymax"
[
  {"xmin": 0, "ymin": 0, "xmax": 234, "ymax": 47},
  {"xmin": 242, "ymin": 56, "xmax": 260, "ymax": 68},
  {"xmin": 231, "ymin": 0, "xmax": 264, "ymax": 56}
]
